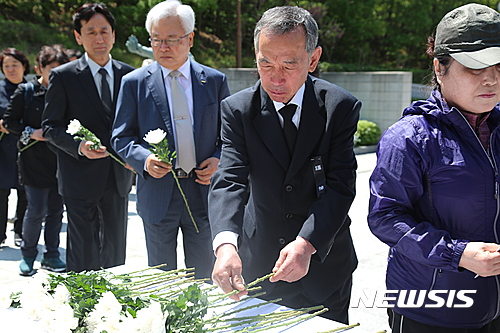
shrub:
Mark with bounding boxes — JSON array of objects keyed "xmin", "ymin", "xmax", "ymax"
[{"xmin": 354, "ymin": 120, "xmax": 381, "ymax": 147}]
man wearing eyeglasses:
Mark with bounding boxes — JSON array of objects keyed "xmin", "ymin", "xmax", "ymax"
[{"xmin": 112, "ymin": 0, "xmax": 229, "ymax": 279}]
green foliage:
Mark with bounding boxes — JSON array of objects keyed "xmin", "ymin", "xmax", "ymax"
[
  {"xmin": 355, "ymin": 120, "xmax": 381, "ymax": 147},
  {"xmin": 1, "ymin": 0, "xmax": 500, "ymax": 71},
  {"xmin": 165, "ymin": 284, "xmax": 209, "ymax": 333}
]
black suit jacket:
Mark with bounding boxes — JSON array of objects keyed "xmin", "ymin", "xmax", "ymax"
[
  {"xmin": 209, "ymin": 76, "xmax": 361, "ymax": 302},
  {"xmin": 42, "ymin": 56, "xmax": 135, "ymax": 200}
]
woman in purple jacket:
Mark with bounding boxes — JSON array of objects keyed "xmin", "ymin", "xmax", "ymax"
[{"xmin": 369, "ymin": 4, "xmax": 500, "ymax": 332}]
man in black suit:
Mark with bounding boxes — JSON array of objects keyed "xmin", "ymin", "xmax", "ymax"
[
  {"xmin": 42, "ymin": 3, "xmax": 135, "ymax": 272},
  {"xmin": 209, "ymin": 6, "xmax": 360, "ymax": 323}
]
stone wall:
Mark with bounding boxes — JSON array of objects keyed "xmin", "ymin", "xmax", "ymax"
[
  {"xmin": 2, "ymin": 70, "xmax": 412, "ymax": 133},
  {"xmin": 217, "ymin": 69, "xmax": 412, "ymax": 133},
  {"xmin": 320, "ymin": 71, "xmax": 413, "ymax": 133}
]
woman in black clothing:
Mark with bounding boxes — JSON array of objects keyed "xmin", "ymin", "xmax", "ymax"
[
  {"xmin": 0, "ymin": 48, "xmax": 29, "ymax": 247},
  {"xmin": 3, "ymin": 45, "xmax": 69, "ymax": 275}
]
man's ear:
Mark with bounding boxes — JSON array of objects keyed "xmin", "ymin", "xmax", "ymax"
[
  {"xmin": 74, "ymin": 30, "xmax": 82, "ymax": 45},
  {"xmin": 309, "ymin": 46, "xmax": 322, "ymax": 73}
]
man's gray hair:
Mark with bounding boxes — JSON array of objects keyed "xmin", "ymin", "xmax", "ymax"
[
  {"xmin": 145, "ymin": 0, "xmax": 195, "ymax": 35},
  {"xmin": 254, "ymin": 6, "xmax": 318, "ymax": 54}
]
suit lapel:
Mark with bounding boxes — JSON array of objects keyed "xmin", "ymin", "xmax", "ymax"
[
  {"xmin": 146, "ymin": 62, "xmax": 174, "ymax": 141},
  {"xmin": 111, "ymin": 60, "xmax": 123, "ymax": 114},
  {"xmin": 75, "ymin": 57, "xmax": 109, "ymax": 124},
  {"xmin": 253, "ymin": 84, "xmax": 291, "ymax": 171},
  {"xmin": 286, "ymin": 77, "xmax": 325, "ymax": 181},
  {"xmin": 191, "ymin": 61, "xmax": 207, "ymax": 146}
]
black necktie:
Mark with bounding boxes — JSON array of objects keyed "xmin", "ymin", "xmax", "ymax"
[
  {"xmin": 99, "ymin": 68, "xmax": 112, "ymax": 117},
  {"xmin": 279, "ymin": 104, "xmax": 298, "ymax": 154}
]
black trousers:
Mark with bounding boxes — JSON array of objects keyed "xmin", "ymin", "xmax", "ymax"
[
  {"xmin": 389, "ymin": 309, "xmax": 500, "ymax": 333},
  {"xmin": 64, "ymin": 175, "xmax": 128, "ymax": 272},
  {"xmin": 260, "ymin": 275, "xmax": 352, "ymax": 324},
  {"xmin": 0, "ymin": 188, "xmax": 27, "ymax": 240}
]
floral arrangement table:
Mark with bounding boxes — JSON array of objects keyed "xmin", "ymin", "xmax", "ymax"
[{"xmin": 0, "ymin": 265, "xmax": 369, "ymax": 333}]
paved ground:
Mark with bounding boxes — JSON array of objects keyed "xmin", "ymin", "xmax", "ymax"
[{"xmin": 0, "ymin": 152, "xmax": 390, "ymax": 332}]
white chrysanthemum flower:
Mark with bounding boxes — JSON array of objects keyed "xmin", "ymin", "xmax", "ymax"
[
  {"xmin": 20, "ymin": 284, "xmax": 52, "ymax": 321},
  {"xmin": 86, "ymin": 291, "xmax": 122, "ymax": 332},
  {"xmin": 31, "ymin": 270, "xmax": 50, "ymax": 287},
  {"xmin": 94, "ymin": 315, "xmax": 123, "ymax": 333},
  {"xmin": 94, "ymin": 291, "xmax": 122, "ymax": 314},
  {"xmin": 135, "ymin": 301, "xmax": 167, "ymax": 333},
  {"xmin": 143, "ymin": 129, "xmax": 166, "ymax": 144},
  {"xmin": 66, "ymin": 119, "xmax": 82, "ymax": 135},
  {"xmin": 52, "ymin": 284, "xmax": 71, "ymax": 306},
  {"xmin": 52, "ymin": 303, "xmax": 78, "ymax": 333},
  {"xmin": 0, "ymin": 290, "xmax": 12, "ymax": 309}
]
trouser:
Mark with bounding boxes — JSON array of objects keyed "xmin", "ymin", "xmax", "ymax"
[
  {"xmin": 260, "ymin": 275, "xmax": 353, "ymax": 324},
  {"xmin": 142, "ymin": 177, "xmax": 214, "ymax": 280},
  {"xmin": 64, "ymin": 175, "xmax": 128, "ymax": 273},
  {"xmin": 0, "ymin": 188, "xmax": 27, "ymax": 240},
  {"xmin": 13, "ymin": 188, "xmax": 27, "ymax": 236},
  {"xmin": 21, "ymin": 185, "xmax": 63, "ymax": 259},
  {"xmin": 388, "ymin": 309, "xmax": 500, "ymax": 333}
]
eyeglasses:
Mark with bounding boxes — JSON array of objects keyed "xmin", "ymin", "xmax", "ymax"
[{"xmin": 149, "ymin": 33, "xmax": 191, "ymax": 47}]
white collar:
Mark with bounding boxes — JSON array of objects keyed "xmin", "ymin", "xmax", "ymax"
[{"xmin": 85, "ymin": 53, "xmax": 113, "ymax": 78}]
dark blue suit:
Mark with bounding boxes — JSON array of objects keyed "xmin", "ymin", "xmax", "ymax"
[{"xmin": 112, "ymin": 60, "xmax": 229, "ymax": 278}]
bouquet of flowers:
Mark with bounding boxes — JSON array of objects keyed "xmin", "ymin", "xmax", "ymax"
[
  {"xmin": 66, "ymin": 119, "xmax": 133, "ymax": 173},
  {"xmin": 2, "ymin": 266, "xmax": 359, "ymax": 333},
  {"xmin": 143, "ymin": 128, "xmax": 198, "ymax": 233}
]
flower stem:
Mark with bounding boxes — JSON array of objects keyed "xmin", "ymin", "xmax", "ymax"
[
  {"xmin": 317, "ymin": 322, "xmax": 360, "ymax": 332},
  {"xmin": 107, "ymin": 151, "xmax": 136, "ymax": 174},
  {"xmin": 171, "ymin": 171, "xmax": 199, "ymax": 233},
  {"xmin": 0, "ymin": 132, "xmax": 4, "ymax": 141},
  {"xmin": 19, "ymin": 140, "xmax": 39, "ymax": 152}
]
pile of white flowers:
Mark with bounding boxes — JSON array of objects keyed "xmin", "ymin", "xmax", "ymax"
[
  {"xmin": 85, "ymin": 292, "xmax": 166, "ymax": 333},
  {"xmin": 2, "ymin": 267, "xmax": 359, "ymax": 333},
  {"xmin": 11, "ymin": 272, "xmax": 78, "ymax": 333}
]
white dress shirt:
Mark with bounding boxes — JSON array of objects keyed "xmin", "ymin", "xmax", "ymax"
[
  {"xmin": 85, "ymin": 53, "xmax": 114, "ymax": 99},
  {"xmin": 77, "ymin": 53, "xmax": 114, "ymax": 156}
]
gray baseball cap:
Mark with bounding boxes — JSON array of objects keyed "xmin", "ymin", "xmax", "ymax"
[{"xmin": 434, "ymin": 3, "xmax": 500, "ymax": 69}]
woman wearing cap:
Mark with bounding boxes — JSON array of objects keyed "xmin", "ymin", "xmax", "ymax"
[{"xmin": 369, "ymin": 3, "xmax": 500, "ymax": 332}]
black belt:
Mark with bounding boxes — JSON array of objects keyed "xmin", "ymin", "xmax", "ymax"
[{"xmin": 174, "ymin": 168, "xmax": 195, "ymax": 178}]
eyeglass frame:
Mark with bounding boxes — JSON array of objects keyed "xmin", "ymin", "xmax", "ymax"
[{"xmin": 149, "ymin": 32, "xmax": 192, "ymax": 47}]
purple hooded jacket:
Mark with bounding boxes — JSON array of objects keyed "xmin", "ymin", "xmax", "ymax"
[{"xmin": 368, "ymin": 89, "xmax": 500, "ymax": 328}]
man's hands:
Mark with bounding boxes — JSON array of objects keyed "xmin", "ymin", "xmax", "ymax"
[
  {"xmin": 146, "ymin": 154, "xmax": 172, "ymax": 178},
  {"xmin": 0, "ymin": 119, "xmax": 9, "ymax": 133},
  {"xmin": 31, "ymin": 128, "xmax": 46, "ymax": 141},
  {"xmin": 195, "ymin": 157, "xmax": 219, "ymax": 185},
  {"xmin": 212, "ymin": 244, "xmax": 248, "ymax": 301},
  {"xmin": 79, "ymin": 140, "xmax": 109, "ymax": 159},
  {"xmin": 270, "ymin": 237, "xmax": 315, "ymax": 283},
  {"xmin": 212, "ymin": 238, "xmax": 315, "ymax": 301},
  {"xmin": 459, "ymin": 242, "xmax": 500, "ymax": 277}
]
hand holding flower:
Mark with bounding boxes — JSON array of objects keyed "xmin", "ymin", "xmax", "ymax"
[
  {"xmin": 144, "ymin": 128, "xmax": 199, "ymax": 232},
  {"xmin": 145, "ymin": 154, "xmax": 172, "ymax": 178},
  {"xmin": 30, "ymin": 128, "xmax": 46, "ymax": 141},
  {"xmin": 79, "ymin": 140, "xmax": 108, "ymax": 159},
  {"xmin": 67, "ymin": 119, "xmax": 134, "ymax": 172},
  {"xmin": 0, "ymin": 119, "xmax": 9, "ymax": 134}
]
